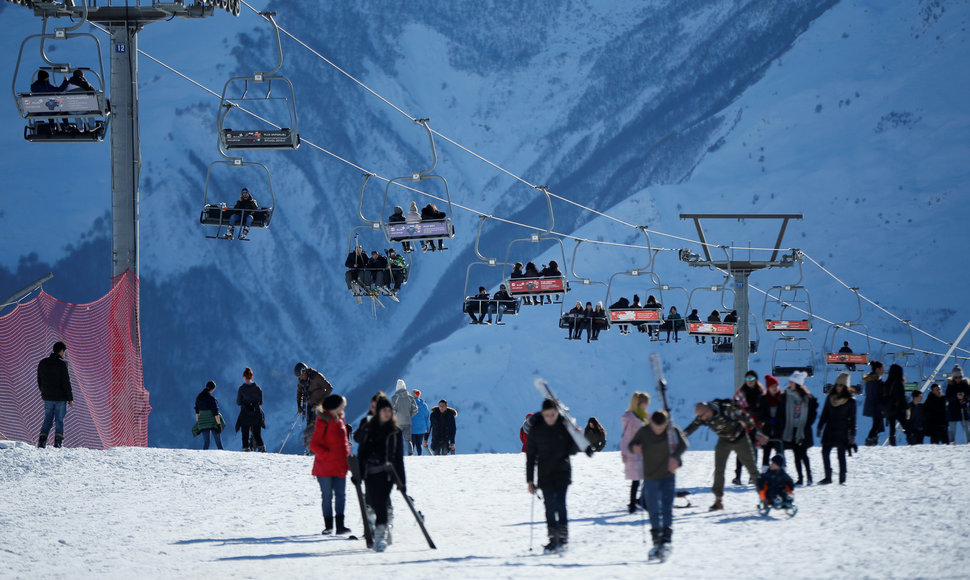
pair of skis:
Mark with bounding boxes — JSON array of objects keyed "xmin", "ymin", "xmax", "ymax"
[{"xmin": 347, "ymin": 455, "xmax": 436, "ymax": 550}]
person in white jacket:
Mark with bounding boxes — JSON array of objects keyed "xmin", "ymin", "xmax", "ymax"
[{"xmin": 391, "ymin": 379, "xmax": 419, "ymax": 455}]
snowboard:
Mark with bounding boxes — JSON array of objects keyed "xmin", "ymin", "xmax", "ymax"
[
  {"xmin": 347, "ymin": 455, "xmax": 374, "ymax": 548},
  {"xmin": 533, "ymin": 377, "xmax": 595, "ymax": 456}
]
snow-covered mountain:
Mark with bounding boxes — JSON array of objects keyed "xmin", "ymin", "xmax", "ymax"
[{"xmin": 1, "ymin": 0, "xmax": 968, "ymax": 451}]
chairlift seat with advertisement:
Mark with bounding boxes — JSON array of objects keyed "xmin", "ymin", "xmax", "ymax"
[{"xmin": 199, "ymin": 160, "xmax": 275, "ymax": 241}]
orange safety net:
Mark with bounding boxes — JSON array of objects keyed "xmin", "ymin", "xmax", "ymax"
[{"xmin": 0, "ymin": 270, "xmax": 150, "ymax": 448}]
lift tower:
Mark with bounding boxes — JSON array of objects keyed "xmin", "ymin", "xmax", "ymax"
[
  {"xmin": 679, "ymin": 214, "xmax": 803, "ymax": 389},
  {"xmin": 10, "ymin": 0, "xmax": 239, "ymax": 277}
]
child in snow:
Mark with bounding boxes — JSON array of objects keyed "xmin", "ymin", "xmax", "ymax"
[{"xmin": 758, "ymin": 454, "xmax": 795, "ymax": 508}]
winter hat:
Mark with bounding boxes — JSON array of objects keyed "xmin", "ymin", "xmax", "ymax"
[
  {"xmin": 413, "ymin": 389, "xmax": 421, "ymax": 397},
  {"xmin": 953, "ymin": 365, "xmax": 963, "ymax": 377},
  {"xmin": 393, "ymin": 205, "xmax": 404, "ymax": 214},
  {"xmin": 375, "ymin": 396, "xmax": 393, "ymax": 413},
  {"xmin": 322, "ymin": 394, "xmax": 344, "ymax": 411},
  {"xmin": 771, "ymin": 454, "xmax": 786, "ymax": 468},
  {"xmin": 764, "ymin": 374, "xmax": 779, "ymax": 390},
  {"xmin": 789, "ymin": 370, "xmax": 808, "ymax": 386},
  {"xmin": 52, "ymin": 341, "xmax": 67, "ymax": 354},
  {"xmin": 396, "ymin": 379, "xmax": 407, "ymax": 392},
  {"xmin": 834, "ymin": 372, "xmax": 852, "ymax": 388}
]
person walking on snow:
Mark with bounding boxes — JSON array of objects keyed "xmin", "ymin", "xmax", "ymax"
[
  {"xmin": 410, "ymin": 389, "xmax": 431, "ymax": 455},
  {"xmin": 816, "ymin": 372, "xmax": 856, "ymax": 485},
  {"xmin": 193, "ymin": 381, "xmax": 223, "ymax": 450},
  {"xmin": 428, "ymin": 399, "xmax": 458, "ymax": 455},
  {"xmin": 36, "ymin": 341, "xmax": 74, "ymax": 448},
  {"xmin": 683, "ymin": 399, "xmax": 767, "ymax": 511},
  {"xmin": 295, "ymin": 362, "xmax": 334, "ymax": 449},
  {"xmin": 391, "ymin": 379, "xmax": 418, "ymax": 455},
  {"xmin": 782, "ymin": 370, "xmax": 818, "ymax": 485},
  {"xmin": 620, "ymin": 392, "xmax": 650, "ymax": 513},
  {"xmin": 357, "ymin": 396, "xmax": 405, "ymax": 552},
  {"xmin": 526, "ymin": 399, "xmax": 580, "ymax": 554},
  {"xmin": 235, "ymin": 367, "xmax": 265, "ymax": 452},
  {"xmin": 628, "ymin": 410, "xmax": 687, "ymax": 559},
  {"xmin": 309, "ymin": 394, "xmax": 353, "ymax": 536}
]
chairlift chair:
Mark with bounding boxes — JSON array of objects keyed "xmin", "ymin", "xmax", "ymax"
[
  {"xmin": 462, "ymin": 216, "xmax": 520, "ymax": 324},
  {"xmin": 557, "ymin": 239, "xmax": 610, "ymax": 339},
  {"xmin": 199, "ymin": 159, "xmax": 275, "ymax": 240},
  {"xmin": 217, "ymin": 12, "xmax": 300, "ymax": 151},
  {"xmin": 770, "ymin": 335, "xmax": 816, "ymax": 378},
  {"xmin": 501, "ymin": 186, "xmax": 570, "ymax": 308},
  {"xmin": 12, "ymin": 14, "xmax": 110, "ymax": 142},
  {"xmin": 685, "ymin": 279, "xmax": 737, "ymax": 342},
  {"xmin": 344, "ymin": 224, "xmax": 410, "ymax": 309},
  {"xmin": 380, "ymin": 120, "xmax": 456, "ymax": 251},
  {"xmin": 763, "ymin": 285, "xmax": 813, "ymax": 332}
]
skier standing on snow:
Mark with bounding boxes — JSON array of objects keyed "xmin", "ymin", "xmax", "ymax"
[
  {"xmin": 683, "ymin": 399, "xmax": 766, "ymax": 511},
  {"xmin": 620, "ymin": 392, "xmax": 650, "ymax": 513},
  {"xmin": 36, "ymin": 341, "xmax": 74, "ymax": 449},
  {"xmin": 357, "ymin": 395, "xmax": 405, "ymax": 552},
  {"xmin": 390, "ymin": 379, "xmax": 418, "ymax": 455},
  {"xmin": 428, "ymin": 399, "xmax": 458, "ymax": 455},
  {"xmin": 628, "ymin": 410, "xmax": 687, "ymax": 559},
  {"xmin": 295, "ymin": 362, "xmax": 334, "ymax": 447},
  {"xmin": 309, "ymin": 394, "xmax": 353, "ymax": 536},
  {"xmin": 526, "ymin": 398, "xmax": 580, "ymax": 553}
]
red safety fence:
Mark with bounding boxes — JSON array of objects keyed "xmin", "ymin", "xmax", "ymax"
[{"xmin": 0, "ymin": 270, "xmax": 150, "ymax": 449}]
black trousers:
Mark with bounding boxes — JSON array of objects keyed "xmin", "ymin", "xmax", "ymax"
[
  {"xmin": 821, "ymin": 442, "xmax": 847, "ymax": 479},
  {"xmin": 365, "ymin": 472, "xmax": 394, "ymax": 525},
  {"xmin": 241, "ymin": 425, "xmax": 263, "ymax": 450}
]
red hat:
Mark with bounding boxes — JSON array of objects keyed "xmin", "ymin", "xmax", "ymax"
[
  {"xmin": 414, "ymin": 389, "xmax": 421, "ymax": 397},
  {"xmin": 765, "ymin": 374, "xmax": 779, "ymax": 389}
]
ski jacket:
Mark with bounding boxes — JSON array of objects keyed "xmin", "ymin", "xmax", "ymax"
[
  {"xmin": 345, "ymin": 250, "xmax": 368, "ymax": 269},
  {"xmin": 37, "ymin": 353, "xmax": 73, "ymax": 402},
  {"xmin": 817, "ymin": 394, "xmax": 856, "ymax": 446},
  {"xmin": 391, "ymin": 382, "xmax": 418, "ymax": 426},
  {"xmin": 628, "ymin": 424, "xmax": 688, "ymax": 481},
  {"xmin": 30, "ymin": 77, "xmax": 69, "ymax": 93},
  {"xmin": 862, "ymin": 373, "xmax": 884, "ymax": 418},
  {"xmin": 526, "ymin": 416, "xmax": 579, "ymax": 489},
  {"xmin": 945, "ymin": 378, "xmax": 970, "ymax": 421},
  {"xmin": 907, "ymin": 402, "xmax": 925, "ymax": 432},
  {"xmin": 428, "ymin": 407, "xmax": 458, "ymax": 447},
  {"xmin": 620, "ymin": 410, "xmax": 647, "ymax": 480},
  {"xmin": 420, "ymin": 204, "xmax": 446, "ymax": 220},
  {"xmin": 297, "ymin": 367, "xmax": 333, "ymax": 413},
  {"xmin": 683, "ymin": 401, "xmax": 760, "ymax": 443},
  {"xmin": 758, "ymin": 469, "xmax": 795, "ymax": 503},
  {"xmin": 309, "ymin": 411, "xmax": 350, "ymax": 478},
  {"xmin": 357, "ymin": 419, "xmax": 405, "ymax": 488},
  {"xmin": 584, "ymin": 422, "xmax": 607, "ymax": 452},
  {"xmin": 757, "ymin": 390, "xmax": 786, "ymax": 440},
  {"xmin": 880, "ymin": 379, "xmax": 908, "ymax": 420},
  {"xmin": 192, "ymin": 409, "xmax": 222, "ymax": 436},
  {"xmin": 411, "ymin": 398, "xmax": 431, "ymax": 435},
  {"xmin": 235, "ymin": 382, "xmax": 264, "ymax": 429},
  {"xmin": 233, "ymin": 196, "xmax": 258, "ymax": 211},
  {"xmin": 924, "ymin": 392, "xmax": 948, "ymax": 427}
]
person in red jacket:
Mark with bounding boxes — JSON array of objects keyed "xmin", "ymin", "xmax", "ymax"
[{"xmin": 309, "ymin": 394, "xmax": 352, "ymax": 535}]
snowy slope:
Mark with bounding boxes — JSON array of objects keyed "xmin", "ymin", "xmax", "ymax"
[
  {"xmin": 2, "ymin": 443, "xmax": 968, "ymax": 578},
  {"xmin": 1, "ymin": 1, "xmax": 968, "ymax": 452}
]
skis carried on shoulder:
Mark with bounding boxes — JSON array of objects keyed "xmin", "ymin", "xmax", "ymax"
[
  {"xmin": 534, "ymin": 377, "xmax": 594, "ymax": 457},
  {"xmin": 347, "ymin": 455, "xmax": 374, "ymax": 548},
  {"xmin": 384, "ymin": 462, "xmax": 437, "ymax": 549}
]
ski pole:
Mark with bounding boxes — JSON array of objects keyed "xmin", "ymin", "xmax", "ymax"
[
  {"xmin": 278, "ymin": 411, "xmax": 304, "ymax": 453},
  {"xmin": 529, "ymin": 491, "xmax": 535, "ymax": 552}
]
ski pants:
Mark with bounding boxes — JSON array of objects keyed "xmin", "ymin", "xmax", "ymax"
[
  {"xmin": 712, "ymin": 435, "xmax": 759, "ymax": 499},
  {"xmin": 411, "ymin": 433, "xmax": 426, "ymax": 455},
  {"xmin": 317, "ymin": 476, "xmax": 346, "ymax": 519},
  {"xmin": 365, "ymin": 472, "xmax": 394, "ymax": 525},
  {"xmin": 40, "ymin": 400, "xmax": 68, "ymax": 437},
  {"xmin": 201, "ymin": 428, "xmax": 223, "ymax": 450},
  {"xmin": 541, "ymin": 485, "xmax": 568, "ymax": 541},
  {"xmin": 642, "ymin": 475, "xmax": 675, "ymax": 532},
  {"xmin": 821, "ymin": 442, "xmax": 846, "ymax": 481},
  {"xmin": 948, "ymin": 420, "xmax": 970, "ymax": 444},
  {"xmin": 240, "ymin": 425, "xmax": 263, "ymax": 451}
]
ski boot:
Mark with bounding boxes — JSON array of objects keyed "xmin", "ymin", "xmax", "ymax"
[
  {"xmin": 373, "ymin": 524, "xmax": 387, "ymax": 552},
  {"xmin": 38, "ymin": 433, "xmax": 48, "ymax": 449},
  {"xmin": 53, "ymin": 433, "xmax": 64, "ymax": 448}
]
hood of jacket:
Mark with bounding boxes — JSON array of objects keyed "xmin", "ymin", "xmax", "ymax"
[{"xmin": 396, "ymin": 379, "xmax": 407, "ymax": 392}]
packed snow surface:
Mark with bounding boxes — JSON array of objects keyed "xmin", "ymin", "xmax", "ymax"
[{"xmin": 2, "ymin": 443, "xmax": 967, "ymax": 579}]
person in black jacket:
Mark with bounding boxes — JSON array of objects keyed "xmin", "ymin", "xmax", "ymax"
[
  {"xmin": 30, "ymin": 70, "xmax": 69, "ymax": 93},
  {"xmin": 816, "ymin": 372, "xmax": 856, "ymax": 484},
  {"xmin": 225, "ymin": 187, "xmax": 258, "ymax": 240},
  {"xmin": 36, "ymin": 341, "xmax": 74, "ymax": 448},
  {"xmin": 757, "ymin": 374, "xmax": 786, "ymax": 468},
  {"xmin": 905, "ymin": 390, "xmax": 925, "ymax": 445},
  {"xmin": 945, "ymin": 365, "xmax": 970, "ymax": 444},
  {"xmin": 364, "ymin": 250, "xmax": 389, "ymax": 291},
  {"xmin": 388, "ymin": 206, "xmax": 412, "ymax": 253},
  {"xmin": 924, "ymin": 383, "xmax": 949, "ymax": 444},
  {"xmin": 467, "ymin": 287, "xmax": 490, "ymax": 324},
  {"xmin": 345, "ymin": 245, "xmax": 368, "ymax": 291},
  {"xmin": 428, "ymin": 400, "xmax": 458, "ymax": 455},
  {"xmin": 195, "ymin": 381, "xmax": 224, "ymax": 450},
  {"xmin": 488, "ymin": 284, "xmax": 514, "ymax": 325},
  {"xmin": 526, "ymin": 399, "xmax": 579, "ymax": 553},
  {"xmin": 357, "ymin": 396, "xmax": 405, "ymax": 552},
  {"xmin": 881, "ymin": 364, "xmax": 908, "ymax": 446},
  {"xmin": 862, "ymin": 361, "xmax": 886, "ymax": 445},
  {"xmin": 236, "ymin": 367, "xmax": 265, "ymax": 452},
  {"xmin": 420, "ymin": 203, "xmax": 447, "ymax": 251}
]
